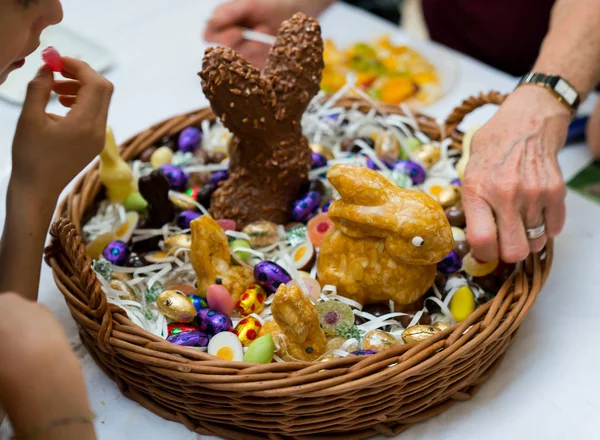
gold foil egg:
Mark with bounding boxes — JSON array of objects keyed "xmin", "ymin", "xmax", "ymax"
[
  {"xmin": 437, "ymin": 185, "xmax": 462, "ymax": 208},
  {"xmin": 433, "ymin": 322, "xmax": 451, "ymax": 332},
  {"xmin": 310, "ymin": 143, "xmax": 335, "ymax": 161},
  {"xmin": 361, "ymin": 330, "xmax": 399, "ymax": 351},
  {"xmin": 401, "ymin": 325, "xmax": 437, "ymax": 344},
  {"xmin": 235, "ymin": 284, "xmax": 267, "ymax": 316},
  {"xmin": 375, "ymin": 132, "xmax": 401, "ymax": 163},
  {"xmin": 164, "ymin": 234, "xmax": 192, "ymax": 252},
  {"xmin": 234, "ymin": 316, "xmax": 263, "ymax": 347},
  {"xmin": 413, "ymin": 143, "xmax": 440, "ymax": 168},
  {"xmin": 156, "ymin": 290, "xmax": 197, "ymax": 322},
  {"xmin": 169, "ymin": 193, "xmax": 198, "ymax": 211},
  {"xmin": 109, "ymin": 279, "xmax": 136, "ymax": 301},
  {"xmin": 242, "ymin": 221, "xmax": 280, "ymax": 248}
]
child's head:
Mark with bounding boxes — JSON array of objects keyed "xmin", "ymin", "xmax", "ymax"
[{"xmin": 0, "ymin": 0, "xmax": 63, "ymax": 84}]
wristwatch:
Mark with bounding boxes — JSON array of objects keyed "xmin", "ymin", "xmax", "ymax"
[{"xmin": 515, "ymin": 72, "xmax": 580, "ymax": 115}]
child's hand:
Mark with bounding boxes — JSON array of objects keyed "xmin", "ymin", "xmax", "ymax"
[{"xmin": 11, "ymin": 57, "xmax": 113, "ymax": 201}]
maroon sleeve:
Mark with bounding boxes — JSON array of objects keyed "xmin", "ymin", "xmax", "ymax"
[{"xmin": 422, "ymin": 0, "xmax": 555, "ymax": 76}]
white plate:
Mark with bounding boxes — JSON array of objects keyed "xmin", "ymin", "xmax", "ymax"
[{"xmin": 0, "ymin": 25, "xmax": 114, "ymax": 105}]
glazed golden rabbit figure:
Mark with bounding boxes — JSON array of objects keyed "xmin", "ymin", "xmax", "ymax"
[{"xmin": 317, "ymin": 165, "xmax": 454, "ymax": 305}]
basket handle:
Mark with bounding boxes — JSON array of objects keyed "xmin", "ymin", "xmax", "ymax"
[{"xmin": 444, "ymin": 91, "xmax": 507, "ymax": 149}]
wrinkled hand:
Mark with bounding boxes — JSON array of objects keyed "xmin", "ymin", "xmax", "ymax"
[
  {"xmin": 11, "ymin": 57, "xmax": 113, "ymax": 201},
  {"xmin": 204, "ymin": 0, "xmax": 328, "ymax": 69},
  {"xmin": 462, "ymin": 86, "xmax": 570, "ymax": 263}
]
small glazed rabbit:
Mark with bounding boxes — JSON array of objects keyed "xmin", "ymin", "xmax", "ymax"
[{"xmin": 317, "ymin": 165, "xmax": 454, "ymax": 305}]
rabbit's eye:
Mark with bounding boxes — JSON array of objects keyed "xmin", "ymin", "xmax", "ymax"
[
  {"xmin": 305, "ymin": 347, "xmax": 314, "ymax": 354},
  {"xmin": 412, "ymin": 236, "xmax": 424, "ymax": 247}
]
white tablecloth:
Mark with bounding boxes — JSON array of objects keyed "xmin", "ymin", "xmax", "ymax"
[{"xmin": 1, "ymin": 1, "xmax": 599, "ymax": 439}]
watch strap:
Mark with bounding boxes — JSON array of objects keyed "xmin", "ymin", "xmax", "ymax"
[{"xmin": 516, "ymin": 72, "xmax": 580, "ymax": 114}]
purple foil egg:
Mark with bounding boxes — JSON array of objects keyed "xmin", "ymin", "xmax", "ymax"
[
  {"xmin": 292, "ymin": 191, "xmax": 321, "ymax": 222},
  {"xmin": 351, "ymin": 349, "xmax": 378, "ymax": 356},
  {"xmin": 177, "ymin": 210, "xmax": 202, "ymax": 229},
  {"xmin": 209, "ymin": 170, "xmax": 229, "ymax": 186},
  {"xmin": 159, "ymin": 164, "xmax": 188, "ymax": 190},
  {"xmin": 254, "ymin": 261, "xmax": 292, "ymax": 294},
  {"xmin": 437, "ymin": 250, "xmax": 463, "ymax": 274},
  {"xmin": 365, "ymin": 157, "xmax": 394, "ymax": 171},
  {"xmin": 195, "ymin": 308, "xmax": 233, "ymax": 336},
  {"xmin": 167, "ymin": 330, "xmax": 209, "ymax": 347},
  {"xmin": 393, "ymin": 160, "xmax": 426, "ymax": 185},
  {"xmin": 322, "ymin": 200, "xmax": 332, "ymax": 213},
  {"xmin": 189, "ymin": 295, "xmax": 209, "ymax": 312},
  {"xmin": 178, "ymin": 127, "xmax": 203, "ymax": 153},
  {"xmin": 451, "ymin": 178, "xmax": 462, "ymax": 187},
  {"xmin": 102, "ymin": 240, "xmax": 129, "ymax": 266},
  {"xmin": 311, "ymin": 152, "xmax": 328, "ymax": 170}
]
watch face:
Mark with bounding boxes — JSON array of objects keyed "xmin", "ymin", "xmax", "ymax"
[{"xmin": 555, "ymin": 79, "xmax": 578, "ymax": 106}]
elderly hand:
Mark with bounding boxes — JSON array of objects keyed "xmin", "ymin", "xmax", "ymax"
[{"xmin": 462, "ymin": 85, "xmax": 570, "ymax": 263}]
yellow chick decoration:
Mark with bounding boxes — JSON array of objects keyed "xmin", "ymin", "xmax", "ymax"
[
  {"xmin": 99, "ymin": 127, "xmax": 135, "ymax": 203},
  {"xmin": 317, "ymin": 165, "xmax": 453, "ymax": 306},
  {"xmin": 190, "ymin": 215, "xmax": 254, "ymax": 299},
  {"xmin": 262, "ymin": 284, "xmax": 326, "ymax": 362}
]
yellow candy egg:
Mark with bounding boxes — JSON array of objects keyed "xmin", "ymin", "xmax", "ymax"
[
  {"xmin": 361, "ymin": 330, "xmax": 398, "ymax": 351},
  {"xmin": 156, "ymin": 290, "xmax": 197, "ymax": 323},
  {"xmin": 235, "ymin": 285, "xmax": 267, "ymax": 316},
  {"xmin": 449, "ymin": 286, "xmax": 476, "ymax": 322},
  {"xmin": 207, "ymin": 332, "xmax": 244, "ymax": 362},
  {"xmin": 462, "ymin": 251, "xmax": 499, "ymax": 277},
  {"xmin": 150, "ymin": 146, "xmax": 174, "ymax": 169},
  {"xmin": 234, "ymin": 316, "xmax": 263, "ymax": 347}
]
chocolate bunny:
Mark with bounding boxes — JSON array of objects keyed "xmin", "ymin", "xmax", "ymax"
[
  {"xmin": 317, "ymin": 165, "xmax": 454, "ymax": 306},
  {"xmin": 199, "ymin": 13, "xmax": 324, "ymax": 227}
]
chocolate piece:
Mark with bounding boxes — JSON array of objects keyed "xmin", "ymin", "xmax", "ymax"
[
  {"xmin": 138, "ymin": 171, "xmax": 175, "ymax": 228},
  {"xmin": 199, "ymin": 13, "xmax": 324, "ymax": 227},
  {"xmin": 139, "ymin": 146, "xmax": 156, "ymax": 163}
]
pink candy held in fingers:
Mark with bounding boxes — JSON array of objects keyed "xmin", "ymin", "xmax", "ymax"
[
  {"xmin": 42, "ymin": 46, "xmax": 63, "ymax": 72},
  {"xmin": 207, "ymin": 284, "xmax": 235, "ymax": 316}
]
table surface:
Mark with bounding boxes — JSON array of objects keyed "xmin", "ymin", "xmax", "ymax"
[{"xmin": 1, "ymin": 1, "xmax": 599, "ymax": 439}]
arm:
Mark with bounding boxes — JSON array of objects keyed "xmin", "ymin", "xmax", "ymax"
[{"xmin": 463, "ymin": 0, "xmax": 600, "ymax": 263}]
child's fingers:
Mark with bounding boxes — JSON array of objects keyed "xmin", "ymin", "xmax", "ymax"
[
  {"xmin": 21, "ymin": 66, "xmax": 54, "ymax": 118},
  {"xmin": 52, "ymin": 80, "xmax": 80, "ymax": 96},
  {"xmin": 60, "ymin": 57, "xmax": 113, "ymax": 121},
  {"xmin": 58, "ymin": 95, "xmax": 76, "ymax": 108}
]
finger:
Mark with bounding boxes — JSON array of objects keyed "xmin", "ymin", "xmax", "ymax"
[
  {"xmin": 206, "ymin": 27, "xmax": 245, "ymax": 48},
  {"xmin": 236, "ymin": 40, "xmax": 271, "ymax": 68},
  {"xmin": 496, "ymin": 202, "xmax": 530, "ymax": 263},
  {"xmin": 58, "ymin": 95, "xmax": 76, "ymax": 108},
  {"xmin": 543, "ymin": 179, "xmax": 567, "ymax": 238},
  {"xmin": 523, "ymin": 204, "xmax": 547, "ymax": 254},
  {"xmin": 208, "ymin": 1, "xmax": 253, "ymax": 30},
  {"xmin": 463, "ymin": 193, "xmax": 499, "ymax": 262},
  {"xmin": 60, "ymin": 57, "xmax": 113, "ymax": 121},
  {"xmin": 21, "ymin": 66, "xmax": 54, "ymax": 117},
  {"xmin": 52, "ymin": 80, "xmax": 80, "ymax": 96}
]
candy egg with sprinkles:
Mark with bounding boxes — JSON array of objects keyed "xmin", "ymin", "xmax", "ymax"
[
  {"xmin": 235, "ymin": 284, "xmax": 268, "ymax": 316},
  {"xmin": 234, "ymin": 316, "xmax": 262, "ymax": 347},
  {"xmin": 316, "ymin": 301, "xmax": 355, "ymax": 336}
]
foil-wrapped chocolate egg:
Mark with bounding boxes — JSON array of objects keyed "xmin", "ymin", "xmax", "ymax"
[
  {"xmin": 322, "ymin": 200, "xmax": 332, "ymax": 212},
  {"xmin": 167, "ymin": 323, "xmax": 199, "ymax": 336},
  {"xmin": 310, "ymin": 143, "xmax": 334, "ymax": 161},
  {"xmin": 167, "ymin": 330, "xmax": 209, "ymax": 347},
  {"xmin": 209, "ymin": 170, "xmax": 229, "ymax": 186},
  {"xmin": 169, "ymin": 193, "xmax": 198, "ymax": 211},
  {"xmin": 177, "ymin": 211, "xmax": 201, "ymax": 229},
  {"xmin": 375, "ymin": 132, "xmax": 401, "ymax": 163},
  {"xmin": 311, "ymin": 152, "xmax": 328, "ymax": 170},
  {"xmin": 437, "ymin": 250, "xmax": 462, "ymax": 274},
  {"xmin": 438, "ymin": 185, "xmax": 462, "ymax": 208},
  {"xmin": 195, "ymin": 308, "xmax": 233, "ymax": 336},
  {"xmin": 242, "ymin": 221, "xmax": 279, "ymax": 248},
  {"xmin": 451, "ymin": 178, "xmax": 461, "ymax": 186},
  {"xmin": 401, "ymin": 325, "xmax": 437, "ymax": 344},
  {"xmin": 235, "ymin": 284, "xmax": 268, "ymax": 316},
  {"xmin": 350, "ymin": 349, "xmax": 377, "ymax": 356},
  {"xmin": 102, "ymin": 240, "xmax": 129, "ymax": 266},
  {"xmin": 413, "ymin": 143, "xmax": 441, "ymax": 168},
  {"xmin": 254, "ymin": 262, "xmax": 292, "ymax": 293},
  {"xmin": 178, "ymin": 127, "xmax": 203, "ymax": 153},
  {"xmin": 164, "ymin": 234, "xmax": 192, "ymax": 252},
  {"xmin": 361, "ymin": 330, "xmax": 399, "ymax": 351},
  {"xmin": 393, "ymin": 160, "xmax": 426, "ymax": 185},
  {"xmin": 157, "ymin": 290, "xmax": 197, "ymax": 323},
  {"xmin": 234, "ymin": 316, "xmax": 262, "ymax": 347},
  {"xmin": 188, "ymin": 294, "xmax": 209, "ymax": 312},
  {"xmin": 159, "ymin": 164, "xmax": 188, "ymax": 190},
  {"xmin": 108, "ymin": 279, "xmax": 136, "ymax": 300},
  {"xmin": 433, "ymin": 322, "xmax": 451, "ymax": 332},
  {"xmin": 292, "ymin": 191, "xmax": 321, "ymax": 222}
]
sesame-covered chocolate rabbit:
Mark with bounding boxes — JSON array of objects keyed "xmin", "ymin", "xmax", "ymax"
[
  {"xmin": 317, "ymin": 165, "xmax": 454, "ymax": 306},
  {"xmin": 199, "ymin": 13, "xmax": 324, "ymax": 228}
]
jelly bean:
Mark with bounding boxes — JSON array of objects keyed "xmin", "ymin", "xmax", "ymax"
[
  {"xmin": 207, "ymin": 284, "xmax": 235, "ymax": 316},
  {"xmin": 231, "ymin": 239, "xmax": 252, "ymax": 264},
  {"xmin": 292, "ymin": 191, "xmax": 321, "ymax": 222},
  {"xmin": 405, "ymin": 136, "xmax": 421, "ymax": 151},
  {"xmin": 243, "ymin": 335, "xmax": 275, "ymax": 364},
  {"xmin": 462, "ymin": 252, "xmax": 498, "ymax": 277},
  {"xmin": 102, "ymin": 241, "xmax": 129, "ymax": 266},
  {"xmin": 449, "ymin": 285, "xmax": 476, "ymax": 322},
  {"xmin": 217, "ymin": 219, "xmax": 236, "ymax": 232},
  {"xmin": 393, "ymin": 160, "xmax": 426, "ymax": 184},
  {"xmin": 159, "ymin": 164, "xmax": 188, "ymax": 190},
  {"xmin": 41, "ymin": 46, "xmax": 63, "ymax": 72},
  {"xmin": 178, "ymin": 127, "xmax": 203, "ymax": 153},
  {"xmin": 150, "ymin": 146, "xmax": 174, "ymax": 169}
]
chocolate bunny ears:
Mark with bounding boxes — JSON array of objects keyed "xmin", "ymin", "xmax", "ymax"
[{"xmin": 199, "ymin": 13, "xmax": 324, "ymax": 227}]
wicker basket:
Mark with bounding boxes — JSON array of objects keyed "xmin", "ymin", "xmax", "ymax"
[{"xmin": 45, "ymin": 91, "xmax": 552, "ymax": 440}]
